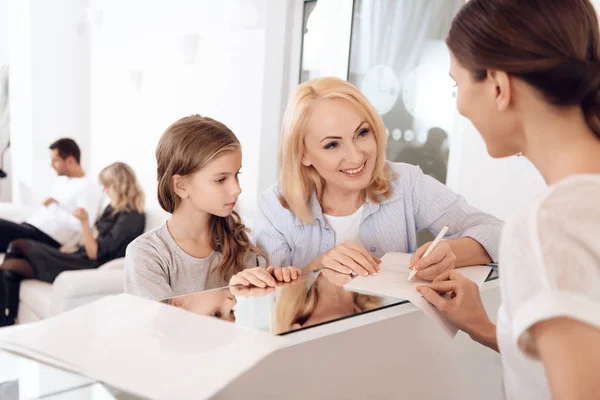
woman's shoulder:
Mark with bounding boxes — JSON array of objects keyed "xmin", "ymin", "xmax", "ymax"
[
  {"xmin": 258, "ymin": 183, "xmax": 292, "ymax": 214},
  {"xmin": 386, "ymin": 161, "xmax": 423, "ymax": 183},
  {"xmin": 259, "ymin": 182, "xmax": 284, "ymax": 203},
  {"xmin": 537, "ymin": 175, "xmax": 600, "ymax": 228},
  {"xmin": 540, "ymin": 174, "xmax": 600, "ymax": 210},
  {"xmin": 256, "ymin": 182, "xmax": 301, "ymax": 230},
  {"xmin": 102, "ymin": 206, "xmax": 144, "ymax": 219},
  {"xmin": 380, "ymin": 161, "xmax": 424, "ymax": 200},
  {"xmin": 506, "ymin": 174, "xmax": 600, "ymax": 249}
]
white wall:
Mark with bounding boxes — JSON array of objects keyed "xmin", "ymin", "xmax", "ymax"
[
  {"xmin": 88, "ymin": 0, "xmax": 292, "ymax": 225},
  {"xmin": 446, "ymin": 116, "xmax": 546, "ymax": 221},
  {"xmin": 0, "ymin": 0, "xmax": 7, "ymax": 64},
  {"xmin": 6, "ymin": 0, "xmax": 293, "ymax": 224},
  {"xmin": 258, "ymin": 0, "xmax": 295, "ymax": 195},
  {"xmin": 0, "ymin": 0, "xmax": 10, "ymax": 202},
  {"xmin": 8, "ymin": 0, "xmax": 90, "ymax": 206},
  {"xmin": 7, "ymin": 0, "xmax": 33, "ymax": 205}
]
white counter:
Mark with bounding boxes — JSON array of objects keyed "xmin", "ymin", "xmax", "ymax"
[{"xmin": 216, "ymin": 279, "xmax": 503, "ymax": 399}]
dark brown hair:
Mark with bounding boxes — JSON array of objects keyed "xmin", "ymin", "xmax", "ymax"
[
  {"xmin": 156, "ymin": 115, "xmax": 267, "ymax": 281},
  {"xmin": 49, "ymin": 138, "xmax": 81, "ymax": 164},
  {"xmin": 447, "ymin": 0, "xmax": 600, "ymax": 139}
]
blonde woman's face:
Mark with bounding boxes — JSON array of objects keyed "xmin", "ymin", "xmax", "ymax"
[
  {"xmin": 302, "ymin": 99, "xmax": 377, "ymax": 194},
  {"xmin": 178, "ymin": 149, "xmax": 242, "ymax": 217},
  {"xmin": 297, "ymin": 286, "xmax": 358, "ymax": 329}
]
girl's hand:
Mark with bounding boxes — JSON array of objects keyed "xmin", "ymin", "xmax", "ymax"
[
  {"xmin": 229, "ymin": 266, "xmax": 302, "ymax": 288},
  {"xmin": 229, "ymin": 285, "xmax": 275, "ymax": 297}
]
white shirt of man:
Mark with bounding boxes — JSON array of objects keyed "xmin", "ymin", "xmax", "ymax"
[{"xmin": 26, "ymin": 175, "xmax": 105, "ymax": 246}]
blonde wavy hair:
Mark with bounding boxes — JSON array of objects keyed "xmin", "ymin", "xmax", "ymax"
[
  {"xmin": 279, "ymin": 77, "xmax": 393, "ymax": 223},
  {"xmin": 156, "ymin": 115, "xmax": 267, "ymax": 282},
  {"xmin": 271, "ymin": 275, "xmax": 383, "ymax": 335},
  {"xmin": 98, "ymin": 162, "xmax": 145, "ymax": 214}
]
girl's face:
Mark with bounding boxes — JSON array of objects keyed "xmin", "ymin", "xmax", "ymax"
[
  {"xmin": 301, "ymin": 98, "xmax": 378, "ymax": 195},
  {"xmin": 172, "ymin": 290, "xmax": 237, "ymax": 322},
  {"xmin": 175, "ymin": 149, "xmax": 243, "ymax": 217}
]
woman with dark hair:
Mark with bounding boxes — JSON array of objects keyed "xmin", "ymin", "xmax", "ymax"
[{"xmin": 417, "ymin": 0, "xmax": 600, "ymax": 398}]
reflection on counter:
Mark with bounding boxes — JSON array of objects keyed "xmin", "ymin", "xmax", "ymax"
[{"xmin": 161, "ymin": 270, "xmax": 407, "ymax": 335}]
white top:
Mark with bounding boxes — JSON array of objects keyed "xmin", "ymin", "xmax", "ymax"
[
  {"xmin": 497, "ymin": 175, "xmax": 600, "ymax": 399},
  {"xmin": 324, "ymin": 206, "xmax": 365, "ymax": 247},
  {"xmin": 26, "ymin": 175, "xmax": 105, "ymax": 246}
]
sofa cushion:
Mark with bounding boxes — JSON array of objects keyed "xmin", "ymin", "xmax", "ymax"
[
  {"xmin": 19, "ymin": 279, "xmax": 54, "ymax": 320},
  {"xmin": 17, "ymin": 301, "xmax": 43, "ymax": 324},
  {"xmin": 98, "ymin": 257, "xmax": 125, "ymax": 271}
]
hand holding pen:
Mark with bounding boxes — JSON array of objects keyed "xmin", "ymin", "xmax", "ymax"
[{"xmin": 407, "ymin": 225, "xmax": 456, "ymax": 281}]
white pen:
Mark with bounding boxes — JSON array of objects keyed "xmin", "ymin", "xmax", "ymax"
[{"xmin": 407, "ymin": 225, "xmax": 449, "ymax": 282}]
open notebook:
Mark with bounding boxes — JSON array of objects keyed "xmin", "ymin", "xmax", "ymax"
[{"xmin": 344, "ymin": 252, "xmax": 492, "ymax": 337}]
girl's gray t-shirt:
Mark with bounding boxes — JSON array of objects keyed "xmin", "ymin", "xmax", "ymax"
[{"xmin": 125, "ymin": 223, "xmax": 256, "ymax": 301}]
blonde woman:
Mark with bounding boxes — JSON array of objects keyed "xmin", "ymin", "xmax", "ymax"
[
  {"xmin": 255, "ymin": 77, "xmax": 503, "ymax": 279},
  {"xmin": 271, "ymin": 271, "xmax": 383, "ymax": 335},
  {"xmin": 0, "ymin": 162, "xmax": 146, "ymax": 326}
]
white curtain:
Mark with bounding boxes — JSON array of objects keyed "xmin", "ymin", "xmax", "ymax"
[{"xmin": 352, "ymin": 0, "xmax": 463, "ymax": 93}]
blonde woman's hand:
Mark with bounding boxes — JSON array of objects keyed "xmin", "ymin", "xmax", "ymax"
[
  {"xmin": 320, "ymin": 241, "xmax": 381, "ymax": 276},
  {"xmin": 229, "ymin": 266, "xmax": 302, "ymax": 288},
  {"xmin": 409, "ymin": 240, "xmax": 456, "ymax": 281},
  {"xmin": 321, "ymin": 268, "xmax": 353, "ymax": 286},
  {"xmin": 72, "ymin": 207, "xmax": 89, "ymax": 222}
]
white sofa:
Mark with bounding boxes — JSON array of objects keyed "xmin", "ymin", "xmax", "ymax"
[{"xmin": 0, "ymin": 202, "xmax": 168, "ymax": 323}]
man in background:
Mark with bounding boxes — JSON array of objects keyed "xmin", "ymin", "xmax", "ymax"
[{"xmin": 0, "ymin": 138, "xmax": 104, "ymax": 252}]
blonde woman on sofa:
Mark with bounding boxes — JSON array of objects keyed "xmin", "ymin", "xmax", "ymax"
[
  {"xmin": 0, "ymin": 162, "xmax": 145, "ymax": 326},
  {"xmin": 255, "ymin": 77, "xmax": 503, "ymax": 279}
]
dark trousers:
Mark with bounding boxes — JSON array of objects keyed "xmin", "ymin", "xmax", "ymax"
[
  {"xmin": 0, "ymin": 270, "xmax": 21, "ymax": 326},
  {"xmin": 0, "ymin": 219, "xmax": 60, "ymax": 253}
]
